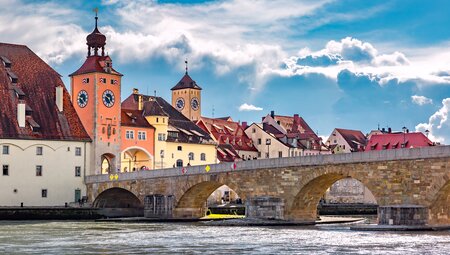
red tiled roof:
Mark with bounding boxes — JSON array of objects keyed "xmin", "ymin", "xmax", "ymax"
[
  {"xmin": 198, "ymin": 116, "xmax": 258, "ymax": 152},
  {"xmin": 69, "ymin": 55, "xmax": 122, "ymax": 76},
  {"xmin": 335, "ymin": 128, "xmax": 367, "ymax": 151},
  {"xmin": 365, "ymin": 132, "xmax": 433, "ymax": 151},
  {"xmin": 121, "ymin": 110, "xmax": 154, "ymax": 129},
  {"xmin": 0, "ymin": 43, "xmax": 90, "ymax": 141},
  {"xmin": 171, "ymin": 73, "xmax": 202, "ymax": 90}
]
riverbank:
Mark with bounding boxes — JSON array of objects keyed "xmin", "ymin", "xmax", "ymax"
[{"xmin": 0, "ymin": 207, "xmax": 102, "ymax": 220}]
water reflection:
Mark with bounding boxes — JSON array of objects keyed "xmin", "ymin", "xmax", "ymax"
[{"xmin": 0, "ymin": 221, "xmax": 449, "ymax": 254}]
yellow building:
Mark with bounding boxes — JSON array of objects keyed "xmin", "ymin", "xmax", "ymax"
[{"xmin": 122, "ymin": 89, "xmax": 216, "ymax": 169}]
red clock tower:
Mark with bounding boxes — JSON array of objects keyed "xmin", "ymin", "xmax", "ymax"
[{"xmin": 70, "ymin": 13, "xmax": 122, "ymax": 175}]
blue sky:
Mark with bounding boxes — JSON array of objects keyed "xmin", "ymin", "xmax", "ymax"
[{"xmin": 1, "ymin": 0, "xmax": 450, "ymax": 142}]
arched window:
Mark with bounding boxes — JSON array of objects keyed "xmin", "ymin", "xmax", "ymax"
[
  {"xmin": 188, "ymin": 152, "xmax": 194, "ymax": 160},
  {"xmin": 176, "ymin": 159, "xmax": 183, "ymax": 167},
  {"xmin": 200, "ymin": 153, "xmax": 206, "ymax": 161}
]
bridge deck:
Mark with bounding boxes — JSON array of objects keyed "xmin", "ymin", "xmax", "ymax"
[{"xmin": 85, "ymin": 146, "xmax": 450, "ymax": 184}]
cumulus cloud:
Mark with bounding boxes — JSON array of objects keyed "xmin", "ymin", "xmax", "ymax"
[
  {"xmin": 276, "ymin": 37, "xmax": 450, "ymax": 88},
  {"xmin": 415, "ymin": 98, "xmax": 450, "ymax": 144},
  {"xmin": 238, "ymin": 103, "xmax": 263, "ymax": 112},
  {"xmin": 411, "ymin": 95, "xmax": 433, "ymax": 105}
]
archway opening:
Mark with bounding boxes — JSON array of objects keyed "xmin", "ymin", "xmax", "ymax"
[
  {"xmin": 288, "ymin": 173, "xmax": 378, "ymax": 222},
  {"xmin": 321, "ymin": 177, "xmax": 377, "ymax": 216},
  {"xmin": 101, "ymin": 153, "xmax": 115, "ymax": 174},
  {"xmin": 93, "ymin": 188, "xmax": 143, "ymax": 217},
  {"xmin": 428, "ymin": 180, "xmax": 450, "ymax": 225},
  {"xmin": 120, "ymin": 147, "xmax": 153, "ymax": 172},
  {"xmin": 175, "ymin": 181, "xmax": 243, "ymax": 219}
]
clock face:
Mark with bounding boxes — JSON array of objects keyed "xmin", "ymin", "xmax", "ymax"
[
  {"xmin": 176, "ymin": 98, "xmax": 185, "ymax": 110},
  {"xmin": 77, "ymin": 90, "xmax": 88, "ymax": 108},
  {"xmin": 191, "ymin": 97, "xmax": 199, "ymax": 111},
  {"xmin": 102, "ymin": 89, "xmax": 115, "ymax": 108}
]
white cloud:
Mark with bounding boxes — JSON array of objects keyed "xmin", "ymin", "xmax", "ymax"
[
  {"xmin": 239, "ymin": 103, "xmax": 263, "ymax": 112},
  {"xmin": 415, "ymin": 98, "xmax": 450, "ymax": 144},
  {"xmin": 277, "ymin": 37, "xmax": 450, "ymax": 88},
  {"xmin": 411, "ymin": 95, "xmax": 433, "ymax": 106}
]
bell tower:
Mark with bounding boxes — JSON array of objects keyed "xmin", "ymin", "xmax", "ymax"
[
  {"xmin": 171, "ymin": 60, "xmax": 202, "ymax": 121},
  {"xmin": 70, "ymin": 11, "xmax": 123, "ymax": 175}
]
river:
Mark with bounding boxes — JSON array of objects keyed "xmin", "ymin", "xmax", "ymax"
[{"xmin": 0, "ymin": 220, "xmax": 449, "ymax": 254}]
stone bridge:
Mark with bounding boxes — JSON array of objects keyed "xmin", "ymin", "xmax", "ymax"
[{"xmin": 85, "ymin": 146, "xmax": 450, "ymax": 225}]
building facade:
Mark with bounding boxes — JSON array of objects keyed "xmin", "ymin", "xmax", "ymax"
[{"xmin": 0, "ymin": 43, "xmax": 91, "ymax": 206}]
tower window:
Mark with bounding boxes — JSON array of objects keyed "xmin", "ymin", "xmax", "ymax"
[
  {"xmin": 82, "ymin": 78, "xmax": 89, "ymax": 84},
  {"xmin": 75, "ymin": 147, "xmax": 82, "ymax": 156},
  {"xmin": 41, "ymin": 189, "xmax": 47, "ymax": 198},
  {"xmin": 75, "ymin": 166, "xmax": 81, "ymax": 177},
  {"xmin": 36, "ymin": 146, "xmax": 43, "ymax": 155},
  {"xmin": 2, "ymin": 165, "xmax": 9, "ymax": 176},
  {"xmin": 177, "ymin": 146, "xmax": 182, "ymax": 151},
  {"xmin": 36, "ymin": 165, "xmax": 43, "ymax": 176},
  {"xmin": 2, "ymin": 145, "xmax": 9, "ymax": 155}
]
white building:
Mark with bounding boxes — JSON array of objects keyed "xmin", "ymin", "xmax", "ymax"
[{"xmin": 0, "ymin": 43, "xmax": 92, "ymax": 206}]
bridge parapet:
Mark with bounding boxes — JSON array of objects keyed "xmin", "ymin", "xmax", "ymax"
[{"xmin": 85, "ymin": 145, "xmax": 450, "ymax": 184}]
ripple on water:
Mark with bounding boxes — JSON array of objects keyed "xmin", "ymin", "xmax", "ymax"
[{"xmin": 0, "ymin": 221, "xmax": 449, "ymax": 254}]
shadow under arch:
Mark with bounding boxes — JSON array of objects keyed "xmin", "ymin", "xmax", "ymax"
[
  {"xmin": 428, "ymin": 179, "xmax": 450, "ymax": 225},
  {"xmin": 287, "ymin": 173, "xmax": 378, "ymax": 221},
  {"xmin": 93, "ymin": 187, "xmax": 142, "ymax": 208}
]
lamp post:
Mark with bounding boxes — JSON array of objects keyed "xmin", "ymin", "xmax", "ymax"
[
  {"xmin": 266, "ymin": 138, "xmax": 271, "ymax": 158},
  {"xmin": 402, "ymin": 126, "xmax": 407, "ymax": 148}
]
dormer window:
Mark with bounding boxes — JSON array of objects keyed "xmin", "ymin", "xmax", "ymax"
[
  {"xmin": 0, "ymin": 56, "xmax": 11, "ymax": 68},
  {"xmin": 7, "ymin": 70, "xmax": 18, "ymax": 83}
]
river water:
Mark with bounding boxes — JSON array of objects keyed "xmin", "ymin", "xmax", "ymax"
[{"xmin": 0, "ymin": 220, "xmax": 449, "ymax": 254}]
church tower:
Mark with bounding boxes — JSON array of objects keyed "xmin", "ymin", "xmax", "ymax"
[
  {"xmin": 171, "ymin": 60, "xmax": 202, "ymax": 121},
  {"xmin": 70, "ymin": 12, "xmax": 122, "ymax": 175}
]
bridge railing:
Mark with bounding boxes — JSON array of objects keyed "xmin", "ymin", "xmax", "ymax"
[{"xmin": 85, "ymin": 145, "xmax": 450, "ymax": 184}]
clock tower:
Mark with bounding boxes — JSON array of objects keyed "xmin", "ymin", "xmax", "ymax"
[
  {"xmin": 70, "ymin": 13, "xmax": 122, "ymax": 175},
  {"xmin": 171, "ymin": 61, "xmax": 202, "ymax": 121}
]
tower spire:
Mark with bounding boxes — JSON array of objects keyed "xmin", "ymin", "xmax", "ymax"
[
  {"xmin": 185, "ymin": 58, "xmax": 188, "ymax": 74},
  {"xmin": 93, "ymin": 8, "xmax": 99, "ymax": 28}
]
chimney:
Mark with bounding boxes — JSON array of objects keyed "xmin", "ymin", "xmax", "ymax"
[
  {"xmin": 381, "ymin": 128, "xmax": 385, "ymax": 133},
  {"xmin": 133, "ymin": 88, "xmax": 139, "ymax": 94},
  {"xmin": 388, "ymin": 127, "xmax": 392, "ymax": 133},
  {"xmin": 17, "ymin": 103, "xmax": 25, "ymax": 127},
  {"xmin": 55, "ymin": 86, "xmax": 63, "ymax": 112},
  {"xmin": 138, "ymin": 95, "xmax": 143, "ymax": 110},
  {"xmin": 270, "ymin": 110, "xmax": 275, "ymax": 118},
  {"xmin": 242, "ymin": 121, "xmax": 248, "ymax": 130}
]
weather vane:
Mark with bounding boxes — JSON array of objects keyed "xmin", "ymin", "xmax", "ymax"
[{"xmin": 185, "ymin": 58, "xmax": 188, "ymax": 74}]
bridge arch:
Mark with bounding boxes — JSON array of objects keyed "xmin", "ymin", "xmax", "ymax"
[
  {"xmin": 287, "ymin": 172, "xmax": 378, "ymax": 221},
  {"xmin": 93, "ymin": 187, "xmax": 143, "ymax": 208},
  {"xmin": 174, "ymin": 180, "xmax": 243, "ymax": 218},
  {"xmin": 428, "ymin": 174, "xmax": 450, "ymax": 225}
]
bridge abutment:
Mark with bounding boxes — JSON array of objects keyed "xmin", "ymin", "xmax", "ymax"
[{"xmin": 378, "ymin": 205, "xmax": 428, "ymax": 226}]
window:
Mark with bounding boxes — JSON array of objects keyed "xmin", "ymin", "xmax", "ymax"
[
  {"xmin": 156, "ymin": 117, "xmax": 159, "ymax": 123},
  {"xmin": 99, "ymin": 78, "xmax": 106, "ymax": 83},
  {"xmin": 278, "ymin": 151, "xmax": 283, "ymax": 158},
  {"xmin": 2, "ymin": 165, "xmax": 9, "ymax": 176},
  {"xmin": 258, "ymin": 152, "xmax": 261, "ymax": 157},
  {"xmin": 126, "ymin": 130, "xmax": 135, "ymax": 140},
  {"xmin": 36, "ymin": 146, "xmax": 43, "ymax": 155},
  {"xmin": 41, "ymin": 189, "xmax": 47, "ymax": 198},
  {"xmin": 36, "ymin": 165, "xmax": 42, "ymax": 176},
  {"xmin": 252, "ymin": 128, "xmax": 256, "ymax": 133},
  {"xmin": 75, "ymin": 166, "xmax": 81, "ymax": 177},
  {"xmin": 177, "ymin": 146, "xmax": 182, "ymax": 151},
  {"xmin": 2, "ymin": 145, "xmax": 9, "ymax": 155},
  {"xmin": 201, "ymin": 153, "xmax": 206, "ymax": 161},
  {"xmin": 158, "ymin": 133, "xmax": 166, "ymax": 141},
  {"xmin": 82, "ymin": 78, "xmax": 89, "ymax": 83},
  {"xmin": 176, "ymin": 159, "xmax": 183, "ymax": 167},
  {"xmin": 188, "ymin": 152, "xmax": 194, "ymax": 161},
  {"xmin": 138, "ymin": 131, "xmax": 147, "ymax": 140},
  {"xmin": 75, "ymin": 147, "xmax": 82, "ymax": 156},
  {"xmin": 266, "ymin": 152, "xmax": 269, "ymax": 158},
  {"xmin": 257, "ymin": 138, "xmax": 261, "ymax": 145}
]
